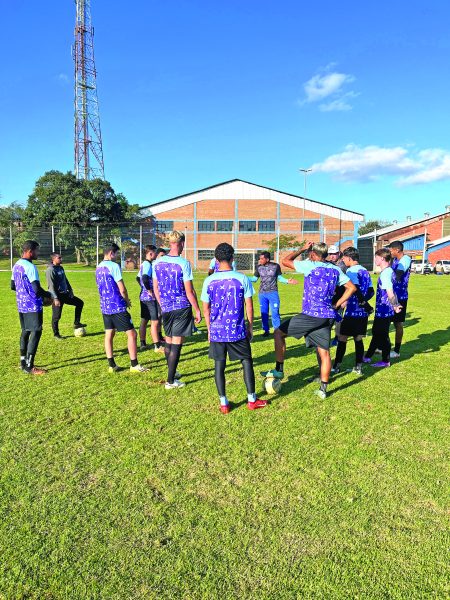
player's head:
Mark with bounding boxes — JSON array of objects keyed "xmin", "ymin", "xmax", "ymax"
[
  {"xmin": 342, "ymin": 246, "xmax": 359, "ymax": 267},
  {"xmin": 375, "ymin": 248, "xmax": 392, "ymax": 267},
  {"xmin": 166, "ymin": 230, "xmax": 185, "ymax": 255},
  {"xmin": 156, "ymin": 247, "xmax": 166, "ymax": 258},
  {"xmin": 50, "ymin": 252, "xmax": 62, "ymax": 265},
  {"xmin": 258, "ymin": 251, "xmax": 271, "ymax": 265},
  {"xmin": 327, "ymin": 244, "xmax": 340, "ymax": 263},
  {"xmin": 309, "ymin": 242, "xmax": 328, "ymax": 262},
  {"xmin": 144, "ymin": 244, "xmax": 157, "ymax": 261},
  {"xmin": 22, "ymin": 240, "xmax": 40, "ymax": 260},
  {"xmin": 388, "ymin": 240, "xmax": 404, "ymax": 258},
  {"xmin": 215, "ymin": 242, "xmax": 234, "ymax": 266},
  {"xmin": 103, "ymin": 242, "xmax": 120, "ymax": 261}
]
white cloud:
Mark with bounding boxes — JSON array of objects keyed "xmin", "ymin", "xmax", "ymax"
[
  {"xmin": 311, "ymin": 144, "xmax": 450, "ymax": 186},
  {"xmin": 57, "ymin": 73, "xmax": 69, "ymax": 85},
  {"xmin": 300, "ymin": 65, "xmax": 357, "ymax": 111}
]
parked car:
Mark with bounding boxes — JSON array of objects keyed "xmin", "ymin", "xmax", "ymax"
[
  {"xmin": 416, "ymin": 261, "xmax": 433, "ymax": 274},
  {"xmin": 435, "ymin": 259, "xmax": 450, "ymax": 274}
]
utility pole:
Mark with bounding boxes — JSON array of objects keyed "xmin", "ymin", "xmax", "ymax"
[
  {"xmin": 73, "ymin": 0, "xmax": 105, "ymax": 180},
  {"xmin": 299, "ymin": 167, "xmax": 312, "ymax": 237}
]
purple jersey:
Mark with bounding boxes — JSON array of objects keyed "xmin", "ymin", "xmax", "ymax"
[
  {"xmin": 138, "ymin": 260, "xmax": 155, "ymax": 302},
  {"xmin": 152, "ymin": 255, "xmax": 193, "ymax": 314},
  {"xmin": 12, "ymin": 259, "xmax": 43, "ymax": 313},
  {"xmin": 201, "ymin": 271, "xmax": 254, "ymax": 342},
  {"xmin": 345, "ymin": 265, "xmax": 373, "ymax": 318},
  {"xmin": 294, "ymin": 259, "xmax": 349, "ymax": 319},
  {"xmin": 375, "ymin": 267, "xmax": 395, "ymax": 318},
  {"xmin": 96, "ymin": 260, "xmax": 127, "ymax": 315},
  {"xmin": 392, "ymin": 255, "xmax": 411, "ymax": 301}
]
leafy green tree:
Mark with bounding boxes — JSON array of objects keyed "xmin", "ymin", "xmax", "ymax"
[
  {"xmin": 262, "ymin": 234, "xmax": 305, "ymax": 254},
  {"xmin": 358, "ymin": 220, "xmax": 392, "ymax": 236}
]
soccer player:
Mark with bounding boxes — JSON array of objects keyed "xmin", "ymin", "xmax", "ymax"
[
  {"xmin": 332, "ymin": 247, "xmax": 374, "ymax": 375},
  {"xmin": 208, "ymin": 256, "xmax": 236, "ymax": 275},
  {"xmin": 363, "ymin": 248, "xmax": 402, "ymax": 368},
  {"xmin": 388, "ymin": 240, "xmax": 412, "ymax": 358},
  {"xmin": 152, "ymin": 230, "xmax": 202, "ymax": 389},
  {"xmin": 263, "ymin": 241, "xmax": 356, "ymax": 399},
  {"xmin": 96, "ymin": 243, "xmax": 148, "ymax": 373},
  {"xmin": 136, "ymin": 244, "xmax": 164, "ymax": 353},
  {"xmin": 11, "ymin": 240, "xmax": 53, "ymax": 375},
  {"xmin": 249, "ymin": 251, "xmax": 298, "ymax": 336},
  {"xmin": 46, "ymin": 252, "xmax": 86, "ymax": 339},
  {"xmin": 201, "ymin": 243, "xmax": 267, "ymax": 413},
  {"xmin": 156, "ymin": 248, "xmax": 167, "ymax": 258}
]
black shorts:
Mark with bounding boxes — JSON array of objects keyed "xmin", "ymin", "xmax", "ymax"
[
  {"xmin": 340, "ymin": 315, "xmax": 368, "ymax": 337},
  {"xmin": 279, "ymin": 314, "xmax": 333, "ymax": 349},
  {"xmin": 209, "ymin": 337, "xmax": 252, "ymax": 361},
  {"xmin": 102, "ymin": 311, "xmax": 134, "ymax": 332},
  {"xmin": 140, "ymin": 300, "xmax": 159, "ymax": 321},
  {"xmin": 162, "ymin": 306, "xmax": 193, "ymax": 338},
  {"xmin": 19, "ymin": 311, "xmax": 43, "ymax": 332},
  {"xmin": 392, "ymin": 299, "xmax": 408, "ymax": 323}
]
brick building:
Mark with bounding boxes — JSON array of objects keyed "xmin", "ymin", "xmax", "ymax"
[
  {"xmin": 141, "ymin": 179, "xmax": 364, "ymax": 270},
  {"xmin": 358, "ymin": 208, "xmax": 450, "ymax": 270}
]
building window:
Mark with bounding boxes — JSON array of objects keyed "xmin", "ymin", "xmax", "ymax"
[
  {"xmin": 156, "ymin": 220, "xmax": 173, "ymax": 232},
  {"xmin": 239, "ymin": 220, "xmax": 257, "ymax": 232},
  {"xmin": 217, "ymin": 220, "xmax": 233, "ymax": 232},
  {"xmin": 258, "ymin": 220, "xmax": 275, "ymax": 233},
  {"xmin": 198, "ymin": 220, "xmax": 215, "ymax": 232},
  {"xmin": 303, "ymin": 219, "xmax": 320, "ymax": 233},
  {"xmin": 198, "ymin": 250, "xmax": 215, "ymax": 260}
]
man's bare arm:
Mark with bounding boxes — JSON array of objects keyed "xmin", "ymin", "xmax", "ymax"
[
  {"xmin": 245, "ymin": 296, "xmax": 254, "ymax": 340},
  {"xmin": 333, "ymin": 281, "xmax": 356, "ymax": 309},
  {"xmin": 185, "ymin": 280, "xmax": 202, "ymax": 324},
  {"xmin": 117, "ymin": 280, "xmax": 131, "ymax": 307},
  {"xmin": 282, "ymin": 241, "xmax": 314, "ymax": 270}
]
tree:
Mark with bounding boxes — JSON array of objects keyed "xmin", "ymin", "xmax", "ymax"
[
  {"xmin": 262, "ymin": 234, "xmax": 305, "ymax": 254},
  {"xmin": 358, "ymin": 220, "xmax": 392, "ymax": 236}
]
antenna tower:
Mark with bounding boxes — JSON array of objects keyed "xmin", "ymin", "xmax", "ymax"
[{"xmin": 73, "ymin": 0, "xmax": 105, "ymax": 180}]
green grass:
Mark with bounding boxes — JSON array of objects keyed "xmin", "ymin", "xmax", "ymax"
[{"xmin": 0, "ymin": 271, "xmax": 449, "ymax": 599}]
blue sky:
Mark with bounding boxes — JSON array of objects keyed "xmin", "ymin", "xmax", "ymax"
[{"xmin": 1, "ymin": 0, "xmax": 450, "ymax": 222}]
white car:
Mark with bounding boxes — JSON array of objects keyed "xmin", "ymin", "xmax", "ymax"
[
  {"xmin": 435, "ymin": 260, "xmax": 450, "ymax": 274},
  {"xmin": 411, "ymin": 260, "xmax": 433, "ymax": 274}
]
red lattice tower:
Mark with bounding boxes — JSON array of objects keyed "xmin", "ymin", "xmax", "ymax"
[{"xmin": 73, "ymin": 0, "xmax": 105, "ymax": 180}]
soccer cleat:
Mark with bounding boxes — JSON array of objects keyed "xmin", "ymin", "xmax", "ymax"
[
  {"xmin": 248, "ymin": 398, "xmax": 268, "ymax": 410},
  {"xmin": 24, "ymin": 366, "xmax": 47, "ymax": 376},
  {"xmin": 314, "ymin": 389, "xmax": 327, "ymax": 400},
  {"xmin": 220, "ymin": 404, "xmax": 231, "ymax": 414},
  {"xmin": 331, "ymin": 365, "xmax": 340, "ymax": 374},
  {"xmin": 108, "ymin": 365, "xmax": 122, "ymax": 373},
  {"xmin": 362, "ymin": 357, "xmax": 372, "ymax": 364},
  {"xmin": 130, "ymin": 364, "xmax": 149, "ymax": 373},
  {"xmin": 260, "ymin": 369, "xmax": 284, "ymax": 379},
  {"xmin": 370, "ymin": 361, "xmax": 390, "ymax": 368},
  {"xmin": 390, "ymin": 351, "xmax": 400, "ymax": 359},
  {"xmin": 139, "ymin": 344, "xmax": 152, "ymax": 352},
  {"xmin": 74, "ymin": 322, "xmax": 87, "ymax": 328},
  {"xmin": 347, "ymin": 366, "xmax": 363, "ymax": 376},
  {"xmin": 154, "ymin": 346, "xmax": 165, "ymax": 354},
  {"xmin": 175, "ymin": 371, "xmax": 182, "ymax": 379},
  {"xmin": 54, "ymin": 334, "xmax": 64, "ymax": 340},
  {"xmin": 165, "ymin": 379, "xmax": 186, "ymax": 389},
  {"xmin": 262, "ymin": 330, "xmax": 270, "ymax": 337}
]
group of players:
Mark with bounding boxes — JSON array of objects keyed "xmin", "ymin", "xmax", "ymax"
[{"xmin": 11, "ymin": 232, "xmax": 411, "ymax": 413}]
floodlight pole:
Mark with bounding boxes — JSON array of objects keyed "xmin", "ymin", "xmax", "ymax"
[{"xmin": 299, "ymin": 168, "xmax": 312, "ymax": 238}]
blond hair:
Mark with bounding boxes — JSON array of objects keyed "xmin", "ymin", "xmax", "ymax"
[
  {"xmin": 167, "ymin": 230, "xmax": 185, "ymax": 244},
  {"xmin": 311, "ymin": 242, "xmax": 328, "ymax": 259}
]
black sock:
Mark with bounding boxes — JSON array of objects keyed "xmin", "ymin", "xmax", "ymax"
[
  {"xmin": 320, "ymin": 381, "xmax": 328, "ymax": 393},
  {"xmin": 154, "ymin": 342, "xmax": 160, "ymax": 349},
  {"xmin": 140, "ymin": 339, "xmax": 146, "ymax": 347},
  {"xmin": 25, "ymin": 353, "xmax": 35, "ymax": 370},
  {"xmin": 167, "ymin": 344, "xmax": 182, "ymax": 384},
  {"xmin": 394, "ymin": 343, "xmax": 401, "ymax": 353},
  {"xmin": 131, "ymin": 358, "xmax": 138, "ymax": 367},
  {"xmin": 214, "ymin": 360, "xmax": 226, "ymax": 397},
  {"xmin": 242, "ymin": 358, "xmax": 256, "ymax": 395},
  {"xmin": 164, "ymin": 343, "xmax": 172, "ymax": 365},
  {"xmin": 276, "ymin": 361, "xmax": 284, "ymax": 372},
  {"xmin": 108, "ymin": 357, "xmax": 116, "ymax": 368},
  {"xmin": 354, "ymin": 339, "xmax": 364, "ymax": 364},
  {"xmin": 334, "ymin": 341, "xmax": 347, "ymax": 366}
]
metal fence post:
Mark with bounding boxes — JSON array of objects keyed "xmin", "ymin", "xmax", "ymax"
[
  {"xmin": 139, "ymin": 224, "xmax": 143, "ymax": 267},
  {"xmin": 51, "ymin": 225, "xmax": 55, "ymax": 252},
  {"xmin": 96, "ymin": 225, "xmax": 99, "ymax": 266},
  {"xmin": 184, "ymin": 225, "xmax": 187, "ymax": 259},
  {"xmin": 276, "ymin": 225, "xmax": 280, "ymax": 264},
  {"xmin": 10, "ymin": 225, "xmax": 13, "ymax": 270}
]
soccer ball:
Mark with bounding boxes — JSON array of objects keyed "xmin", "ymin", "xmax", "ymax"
[
  {"xmin": 74, "ymin": 327, "xmax": 86, "ymax": 338},
  {"xmin": 264, "ymin": 376, "xmax": 282, "ymax": 395}
]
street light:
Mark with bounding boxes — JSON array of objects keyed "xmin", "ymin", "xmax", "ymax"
[{"xmin": 299, "ymin": 168, "xmax": 312, "ymax": 236}]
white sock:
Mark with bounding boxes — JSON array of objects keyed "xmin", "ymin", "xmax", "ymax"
[
  {"xmin": 219, "ymin": 396, "xmax": 229, "ymax": 406},
  {"xmin": 247, "ymin": 393, "xmax": 256, "ymax": 403}
]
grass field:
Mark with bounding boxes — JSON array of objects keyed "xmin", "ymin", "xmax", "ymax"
[{"xmin": 0, "ymin": 270, "xmax": 449, "ymax": 599}]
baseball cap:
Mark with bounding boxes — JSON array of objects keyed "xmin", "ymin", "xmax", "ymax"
[{"xmin": 328, "ymin": 245, "xmax": 339, "ymax": 254}]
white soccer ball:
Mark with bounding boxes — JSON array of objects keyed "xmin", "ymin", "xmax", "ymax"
[
  {"xmin": 264, "ymin": 377, "xmax": 282, "ymax": 395},
  {"xmin": 74, "ymin": 327, "xmax": 87, "ymax": 338}
]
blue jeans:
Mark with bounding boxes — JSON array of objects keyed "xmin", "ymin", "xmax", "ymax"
[{"xmin": 259, "ymin": 291, "xmax": 281, "ymax": 332}]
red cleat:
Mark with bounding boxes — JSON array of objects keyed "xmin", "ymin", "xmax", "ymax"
[
  {"xmin": 220, "ymin": 404, "xmax": 231, "ymax": 414},
  {"xmin": 248, "ymin": 398, "xmax": 268, "ymax": 410},
  {"xmin": 27, "ymin": 366, "xmax": 48, "ymax": 375}
]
